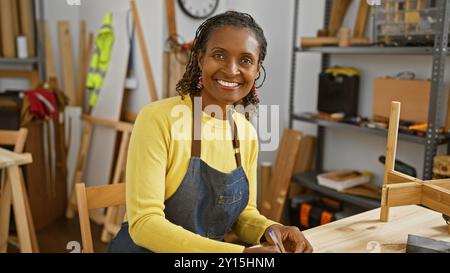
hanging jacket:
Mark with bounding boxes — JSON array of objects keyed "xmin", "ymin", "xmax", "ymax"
[{"xmin": 86, "ymin": 13, "xmax": 115, "ymax": 108}]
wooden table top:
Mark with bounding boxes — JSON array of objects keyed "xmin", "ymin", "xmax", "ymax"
[
  {"xmin": 303, "ymin": 205, "xmax": 450, "ymax": 253},
  {"xmin": 0, "ymin": 147, "xmax": 32, "ymax": 168}
]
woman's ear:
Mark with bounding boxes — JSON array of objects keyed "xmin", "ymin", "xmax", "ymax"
[{"xmin": 197, "ymin": 50, "xmax": 204, "ymax": 71}]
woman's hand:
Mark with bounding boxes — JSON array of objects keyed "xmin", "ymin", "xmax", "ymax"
[{"xmin": 264, "ymin": 224, "xmax": 313, "ymax": 253}]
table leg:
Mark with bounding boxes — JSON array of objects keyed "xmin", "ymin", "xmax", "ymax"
[
  {"xmin": 8, "ymin": 165, "xmax": 32, "ymax": 253},
  {"xmin": 19, "ymin": 169, "xmax": 39, "ymax": 252},
  {"xmin": 0, "ymin": 177, "xmax": 12, "ymax": 252}
]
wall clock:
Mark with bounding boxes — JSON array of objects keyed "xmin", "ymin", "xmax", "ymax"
[{"xmin": 178, "ymin": 0, "xmax": 219, "ymax": 19}]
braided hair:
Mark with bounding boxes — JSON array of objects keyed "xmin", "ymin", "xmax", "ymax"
[{"xmin": 176, "ymin": 11, "xmax": 267, "ymax": 108}]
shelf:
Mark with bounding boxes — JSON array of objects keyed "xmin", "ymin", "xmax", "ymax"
[
  {"xmin": 292, "ymin": 113, "xmax": 449, "ymax": 145},
  {"xmin": 0, "ymin": 58, "xmax": 39, "ymax": 65},
  {"xmin": 292, "ymin": 170, "xmax": 380, "ymax": 210},
  {"xmin": 295, "ymin": 46, "xmax": 446, "ymax": 55}
]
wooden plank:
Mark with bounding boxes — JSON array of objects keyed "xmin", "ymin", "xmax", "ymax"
[
  {"xmin": 301, "ymin": 36, "xmax": 369, "ymax": 47},
  {"xmin": 78, "ymin": 21, "xmax": 86, "ymax": 109},
  {"xmin": 66, "ymin": 121, "xmax": 93, "ymax": 218},
  {"xmin": 387, "ymin": 170, "xmax": 421, "ymax": 184},
  {"xmin": 81, "ymin": 32, "xmax": 94, "ymax": 113},
  {"xmin": 75, "ymin": 183, "xmax": 94, "ymax": 253},
  {"xmin": 422, "ymin": 184, "xmax": 450, "ymax": 216},
  {"xmin": 427, "ymin": 179, "xmax": 450, "ymax": 191},
  {"xmin": 165, "ymin": 0, "xmax": 177, "ymax": 41},
  {"xmin": 8, "ymin": 165, "xmax": 32, "ymax": 252},
  {"xmin": 85, "ymin": 183, "xmax": 125, "ymax": 210},
  {"xmin": 289, "ymin": 135, "xmax": 316, "ymax": 198},
  {"xmin": 304, "ymin": 205, "xmax": 450, "ymax": 253},
  {"xmin": 81, "ymin": 114, "xmax": 133, "ymax": 132},
  {"xmin": 43, "ymin": 20, "xmax": 57, "ymax": 81},
  {"xmin": 383, "ymin": 102, "xmax": 400, "ymax": 185},
  {"xmin": 0, "ymin": 176, "xmax": 12, "ymax": 252},
  {"xmin": 1, "ymin": 0, "xmax": 17, "ymax": 57},
  {"xmin": 58, "ymin": 21, "xmax": 77, "ymax": 106},
  {"xmin": 19, "ymin": 0, "xmax": 35, "ymax": 57},
  {"xmin": 385, "ymin": 182, "xmax": 422, "ymax": 206},
  {"xmin": 353, "ymin": 0, "xmax": 369, "ymax": 38},
  {"xmin": 130, "ymin": 0, "xmax": 159, "ymax": 102},
  {"xmin": 101, "ymin": 131, "xmax": 130, "ymax": 241},
  {"xmin": 0, "ymin": 149, "xmax": 32, "ymax": 168},
  {"xmin": 328, "ymin": 0, "xmax": 352, "ymax": 37},
  {"xmin": 11, "ymin": 0, "xmax": 20, "ymax": 39},
  {"xmin": 0, "ymin": 130, "xmax": 22, "ymax": 146},
  {"xmin": 261, "ymin": 129, "xmax": 303, "ymax": 222}
]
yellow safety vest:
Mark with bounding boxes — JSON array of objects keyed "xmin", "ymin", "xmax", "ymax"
[{"xmin": 86, "ymin": 13, "xmax": 115, "ymax": 108}]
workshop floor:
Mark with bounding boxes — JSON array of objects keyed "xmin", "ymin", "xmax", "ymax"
[{"xmin": 8, "ymin": 216, "xmax": 108, "ymax": 253}]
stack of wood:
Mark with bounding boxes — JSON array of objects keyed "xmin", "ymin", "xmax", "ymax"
[
  {"xmin": 301, "ymin": 0, "xmax": 370, "ymax": 48},
  {"xmin": 0, "ymin": 0, "xmax": 35, "ymax": 58}
]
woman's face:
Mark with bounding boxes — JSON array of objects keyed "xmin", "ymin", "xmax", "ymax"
[{"xmin": 198, "ymin": 26, "xmax": 261, "ymax": 110}]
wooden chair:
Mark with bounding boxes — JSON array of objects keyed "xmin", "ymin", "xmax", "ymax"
[
  {"xmin": 0, "ymin": 128, "xmax": 39, "ymax": 252},
  {"xmin": 75, "ymin": 182, "xmax": 125, "ymax": 253}
]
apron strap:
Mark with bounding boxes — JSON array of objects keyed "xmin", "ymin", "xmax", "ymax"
[{"xmin": 190, "ymin": 95, "xmax": 245, "ymax": 168}]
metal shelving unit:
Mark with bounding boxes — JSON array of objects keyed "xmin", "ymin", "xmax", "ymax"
[
  {"xmin": 289, "ymin": 0, "xmax": 450, "ymax": 206},
  {"xmin": 0, "ymin": 0, "xmax": 45, "ymax": 81}
]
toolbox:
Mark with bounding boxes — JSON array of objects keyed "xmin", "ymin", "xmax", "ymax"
[{"xmin": 317, "ymin": 67, "xmax": 360, "ymax": 116}]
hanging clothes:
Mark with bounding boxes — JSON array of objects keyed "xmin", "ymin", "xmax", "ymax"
[{"xmin": 86, "ymin": 12, "xmax": 115, "ymax": 108}]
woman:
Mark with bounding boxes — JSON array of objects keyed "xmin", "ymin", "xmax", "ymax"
[{"xmin": 109, "ymin": 11, "xmax": 312, "ymax": 253}]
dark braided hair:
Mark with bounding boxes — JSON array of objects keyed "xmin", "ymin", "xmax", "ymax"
[{"xmin": 176, "ymin": 11, "xmax": 267, "ymax": 108}]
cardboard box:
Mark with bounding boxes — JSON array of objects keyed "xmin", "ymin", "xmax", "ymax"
[{"xmin": 373, "ymin": 77, "xmax": 431, "ymax": 123}]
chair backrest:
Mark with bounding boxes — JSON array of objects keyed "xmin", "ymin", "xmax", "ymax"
[
  {"xmin": 0, "ymin": 128, "xmax": 28, "ymax": 153},
  {"xmin": 75, "ymin": 182, "xmax": 125, "ymax": 253}
]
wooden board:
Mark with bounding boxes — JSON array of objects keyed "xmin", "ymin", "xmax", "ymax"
[
  {"xmin": 58, "ymin": 21, "xmax": 77, "ymax": 106},
  {"xmin": 289, "ymin": 135, "xmax": 316, "ymax": 198},
  {"xmin": 353, "ymin": 0, "xmax": 369, "ymax": 38},
  {"xmin": 19, "ymin": 0, "xmax": 35, "ymax": 57},
  {"xmin": 328, "ymin": 0, "xmax": 352, "ymax": 37},
  {"xmin": 301, "ymin": 37, "xmax": 369, "ymax": 47},
  {"xmin": 11, "ymin": 0, "xmax": 20, "ymax": 39},
  {"xmin": 0, "ymin": 148, "xmax": 32, "ymax": 168},
  {"xmin": 130, "ymin": 0, "xmax": 158, "ymax": 102},
  {"xmin": 84, "ymin": 11, "xmax": 129, "ymax": 190},
  {"xmin": 1, "ymin": 0, "xmax": 17, "ymax": 57},
  {"xmin": 261, "ymin": 129, "xmax": 303, "ymax": 222},
  {"xmin": 43, "ymin": 20, "xmax": 57, "ymax": 82},
  {"xmin": 165, "ymin": 0, "xmax": 177, "ymax": 41},
  {"xmin": 303, "ymin": 205, "xmax": 450, "ymax": 253},
  {"xmin": 77, "ymin": 21, "xmax": 86, "ymax": 110}
]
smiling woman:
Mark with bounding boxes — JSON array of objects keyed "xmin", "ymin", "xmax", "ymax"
[{"xmin": 107, "ymin": 11, "xmax": 313, "ymax": 253}]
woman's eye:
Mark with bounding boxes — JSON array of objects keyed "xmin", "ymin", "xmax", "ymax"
[
  {"xmin": 213, "ymin": 53, "xmax": 224, "ymax": 60},
  {"xmin": 241, "ymin": 58, "xmax": 253, "ymax": 65}
]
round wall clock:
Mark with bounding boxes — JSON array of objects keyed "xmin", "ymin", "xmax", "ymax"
[{"xmin": 178, "ymin": 0, "xmax": 219, "ymax": 19}]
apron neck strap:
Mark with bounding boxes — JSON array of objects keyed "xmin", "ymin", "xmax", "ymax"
[{"xmin": 190, "ymin": 94, "xmax": 244, "ymax": 167}]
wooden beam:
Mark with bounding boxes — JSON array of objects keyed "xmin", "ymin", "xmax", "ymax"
[
  {"xmin": 387, "ymin": 170, "xmax": 421, "ymax": 184},
  {"xmin": 165, "ymin": 0, "xmax": 177, "ymax": 41},
  {"xmin": 81, "ymin": 114, "xmax": 133, "ymax": 132},
  {"xmin": 353, "ymin": 0, "xmax": 370, "ymax": 38},
  {"xmin": 385, "ymin": 182, "xmax": 422, "ymax": 207},
  {"xmin": 19, "ymin": 0, "xmax": 35, "ymax": 57},
  {"xmin": 422, "ymin": 184, "xmax": 450, "ymax": 216},
  {"xmin": 328, "ymin": 0, "xmax": 352, "ymax": 37},
  {"xmin": 383, "ymin": 102, "xmax": 401, "ymax": 185},
  {"xmin": 85, "ymin": 183, "xmax": 125, "ymax": 210},
  {"xmin": 1, "ymin": 0, "xmax": 16, "ymax": 57},
  {"xmin": 427, "ymin": 179, "xmax": 450, "ymax": 191},
  {"xmin": 58, "ymin": 21, "xmax": 77, "ymax": 106},
  {"xmin": 261, "ymin": 129, "xmax": 303, "ymax": 222},
  {"xmin": 130, "ymin": 0, "xmax": 159, "ymax": 102}
]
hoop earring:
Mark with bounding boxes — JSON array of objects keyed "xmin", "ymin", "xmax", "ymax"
[{"xmin": 197, "ymin": 73, "xmax": 203, "ymax": 90}]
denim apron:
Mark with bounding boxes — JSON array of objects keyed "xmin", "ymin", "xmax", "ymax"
[{"xmin": 108, "ymin": 97, "xmax": 250, "ymax": 252}]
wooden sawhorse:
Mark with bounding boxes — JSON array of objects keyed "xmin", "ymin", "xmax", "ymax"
[{"xmin": 0, "ymin": 148, "xmax": 37, "ymax": 252}]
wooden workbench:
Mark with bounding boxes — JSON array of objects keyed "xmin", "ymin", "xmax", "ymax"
[{"xmin": 303, "ymin": 205, "xmax": 450, "ymax": 253}]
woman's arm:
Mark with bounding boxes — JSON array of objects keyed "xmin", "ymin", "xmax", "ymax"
[{"xmin": 126, "ymin": 105, "xmax": 245, "ymax": 253}]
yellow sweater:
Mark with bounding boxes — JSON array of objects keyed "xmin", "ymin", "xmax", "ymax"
[{"xmin": 125, "ymin": 95, "xmax": 277, "ymax": 253}]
